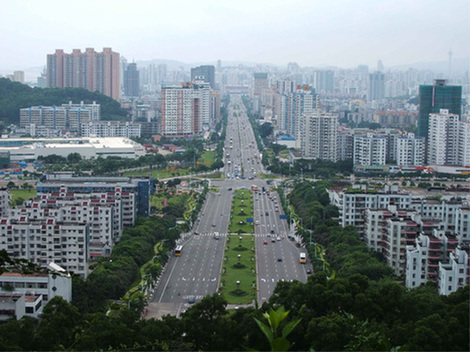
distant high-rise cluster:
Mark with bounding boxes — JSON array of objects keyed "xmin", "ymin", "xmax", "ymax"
[
  {"xmin": 46, "ymin": 48, "xmax": 120, "ymax": 101},
  {"xmin": 368, "ymin": 71, "xmax": 385, "ymax": 100}
]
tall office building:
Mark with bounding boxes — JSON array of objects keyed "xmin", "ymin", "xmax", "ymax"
[
  {"xmin": 190, "ymin": 65, "xmax": 215, "ymax": 88},
  {"xmin": 368, "ymin": 71, "xmax": 385, "ymax": 100},
  {"xmin": 418, "ymin": 79, "xmax": 462, "ymax": 137},
  {"xmin": 297, "ymin": 110, "xmax": 338, "ymax": 161},
  {"xmin": 253, "ymin": 73, "xmax": 268, "ymax": 96},
  {"xmin": 47, "ymin": 48, "xmax": 120, "ymax": 101},
  {"xmin": 124, "ymin": 63, "xmax": 140, "ymax": 97}
]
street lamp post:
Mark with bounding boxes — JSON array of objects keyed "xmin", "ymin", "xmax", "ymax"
[
  {"xmin": 236, "ymin": 280, "xmax": 240, "ymax": 291},
  {"xmin": 238, "ymin": 254, "xmax": 241, "ymax": 264}
]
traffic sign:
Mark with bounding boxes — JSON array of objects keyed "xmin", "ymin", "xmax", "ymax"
[
  {"xmin": 246, "ymin": 218, "xmax": 253, "ymax": 223},
  {"xmin": 280, "ymin": 214, "xmax": 287, "ymax": 219}
]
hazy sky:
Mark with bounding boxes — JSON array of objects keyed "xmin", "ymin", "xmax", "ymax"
[{"xmin": 1, "ymin": 0, "xmax": 469, "ymax": 70}]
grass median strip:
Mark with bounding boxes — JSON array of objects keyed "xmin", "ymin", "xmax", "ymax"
[
  {"xmin": 219, "ymin": 234, "xmax": 256, "ymax": 304},
  {"xmin": 229, "ymin": 189, "xmax": 254, "ymax": 234}
]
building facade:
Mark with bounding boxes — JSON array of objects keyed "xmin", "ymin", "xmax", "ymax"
[
  {"xmin": 297, "ymin": 110, "xmax": 338, "ymax": 161},
  {"xmin": 417, "ymin": 79, "xmax": 461, "ymax": 138},
  {"xmin": 353, "ymin": 134, "xmax": 387, "ymax": 167},
  {"xmin": 191, "ymin": 65, "xmax": 215, "ymax": 88},
  {"xmin": 161, "ymin": 82, "xmax": 211, "ymax": 136},
  {"xmin": 124, "ymin": 63, "xmax": 140, "ymax": 97},
  {"xmin": 47, "ymin": 48, "xmax": 120, "ymax": 101}
]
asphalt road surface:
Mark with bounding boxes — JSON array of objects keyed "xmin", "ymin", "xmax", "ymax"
[{"xmin": 147, "ymin": 95, "xmax": 312, "ymax": 318}]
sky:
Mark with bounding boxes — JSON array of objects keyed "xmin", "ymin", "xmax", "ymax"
[{"xmin": 1, "ymin": 0, "xmax": 469, "ymax": 71}]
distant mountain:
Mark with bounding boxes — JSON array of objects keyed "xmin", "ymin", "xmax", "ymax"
[
  {"xmin": 387, "ymin": 57, "xmax": 469, "ymax": 74},
  {"xmin": 135, "ymin": 59, "xmax": 272, "ymax": 70},
  {"xmin": 135, "ymin": 59, "xmax": 192, "ymax": 70}
]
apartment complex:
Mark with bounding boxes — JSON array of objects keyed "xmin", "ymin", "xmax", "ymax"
[
  {"xmin": 0, "ymin": 177, "xmax": 152, "ymax": 277},
  {"xmin": 20, "ymin": 101, "xmax": 100, "ymax": 132},
  {"xmin": 297, "ymin": 110, "xmax": 338, "ymax": 161},
  {"xmin": 330, "ymin": 185, "xmax": 470, "ymax": 294},
  {"xmin": 47, "ymin": 48, "xmax": 120, "ymax": 101}
]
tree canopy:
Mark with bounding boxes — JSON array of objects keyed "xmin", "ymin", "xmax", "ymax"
[{"xmin": 0, "ymin": 78, "xmax": 127, "ymax": 125}]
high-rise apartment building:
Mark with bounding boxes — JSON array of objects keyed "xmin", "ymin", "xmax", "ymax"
[
  {"xmin": 418, "ymin": 79, "xmax": 461, "ymax": 137},
  {"xmin": 396, "ymin": 133, "xmax": 426, "ymax": 166},
  {"xmin": 274, "ymin": 84, "xmax": 315, "ymax": 136},
  {"xmin": 297, "ymin": 110, "xmax": 338, "ymax": 161},
  {"xmin": 161, "ymin": 82, "xmax": 210, "ymax": 136},
  {"xmin": 47, "ymin": 48, "xmax": 120, "ymax": 101},
  {"xmin": 368, "ymin": 71, "xmax": 385, "ymax": 100},
  {"xmin": 191, "ymin": 65, "xmax": 215, "ymax": 88},
  {"xmin": 427, "ymin": 109, "xmax": 460, "ymax": 165},
  {"xmin": 124, "ymin": 63, "xmax": 140, "ymax": 97},
  {"xmin": 353, "ymin": 134, "xmax": 387, "ymax": 167}
]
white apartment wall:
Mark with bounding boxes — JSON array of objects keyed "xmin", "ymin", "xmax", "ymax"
[{"xmin": 438, "ymin": 248, "xmax": 469, "ymax": 295}]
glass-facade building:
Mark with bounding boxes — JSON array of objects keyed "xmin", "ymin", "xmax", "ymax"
[{"xmin": 418, "ymin": 79, "xmax": 461, "ymax": 137}]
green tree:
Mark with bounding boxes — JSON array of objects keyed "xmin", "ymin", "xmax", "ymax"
[
  {"xmin": 254, "ymin": 306, "xmax": 302, "ymax": 351},
  {"xmin": 67, "ymin": 152, "xmax": 82, "ymax": 163},
  {"xmin": 36, "ymin": 296, "xmax": 82, "ymax": 350}
]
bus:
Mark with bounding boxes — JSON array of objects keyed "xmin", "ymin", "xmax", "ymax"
[
  {"xmin": 174, "ymin": 245, "xmax": 183, "ymax": 256},
  {"xmin": 299, "ymin": 252, "xmax": 307, "ymax": 264}
]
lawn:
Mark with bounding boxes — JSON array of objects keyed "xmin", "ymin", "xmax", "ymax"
[
  {"xmin": 124, "ymin": 167, "xmax": 192, "ymax": 179},
  {"xmin": 229, "ymin": 190, "xmax": 254, "ymax": 234},
  {"xmin": 204, "ymin": 172, "xmax": 224, "ymax": 179},
  {"xmin": 259, "ymin": 173, "xmax": 281, "ymax": 179},
  {"xmin": 10, "ymin": 189, "xmax": 37, "ymax": 203},
  {"xmin": 220, "ymin": 234, "xmax": 257, "ymax": 304},
  {"xmin": 151, "ymin": 192, "xmax": 191, "ymax": 213},
  {"xmin": 199, "ymin": 150, "xmax": 216, "ymax": 167}
]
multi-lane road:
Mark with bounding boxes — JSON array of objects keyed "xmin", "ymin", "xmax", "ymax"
[{"xmin": 146, "ymin": 95, "xmax": 311, "ymax": 319}]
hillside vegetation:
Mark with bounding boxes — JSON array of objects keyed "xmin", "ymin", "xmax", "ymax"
[{"xmin": 0, "ymin": 78, "xmax": 127, "ymax": 125}]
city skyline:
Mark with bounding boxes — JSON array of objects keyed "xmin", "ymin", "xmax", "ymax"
[{"xmin": 1, "ymin": 0, "xmax": 469, "ymax": 73}]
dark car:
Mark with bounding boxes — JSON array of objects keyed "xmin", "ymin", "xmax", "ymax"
[
  {"xmin": 277, "ymin": 257, "xmax": 282, "ymax": 262},
  {"xmin": 188, "ymin": 296, "xmax": 195, "ymax": 304}
]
